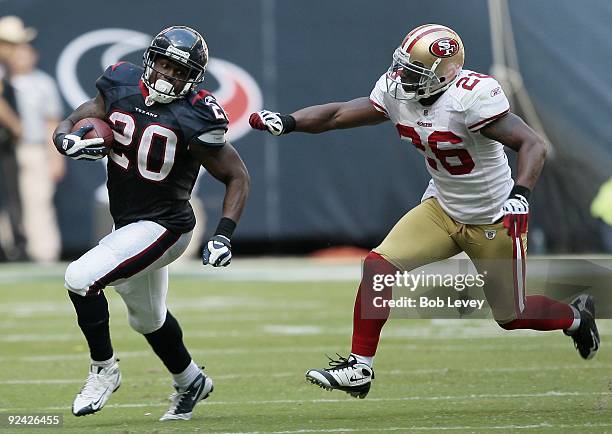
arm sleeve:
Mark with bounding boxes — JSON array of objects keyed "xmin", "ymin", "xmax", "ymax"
[
  {"xmin": 191, "ymin": 128, "xmax": 227, "ymax": 147},
  {"xmin": 95, "ymin": 65, "xmax": 116, "ymax": 104},
  {"xmin": 95, "ymin": 62, "xmax": 137, "ymax": 111},
  {"xmin": 368, "ymin": 74, "xmax": 390, "ymax": 117},
  {"xmin": 464, "ymin": 78, "xmax": 510, "ymax": 132},
  {"xmin": 186, "ymin": 92, "xmax": 229, "ymax": 147}
]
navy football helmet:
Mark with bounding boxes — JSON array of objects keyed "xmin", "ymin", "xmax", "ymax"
[{"xmin": 142, "ymin": 26, "xmax": 208, "ymax": 104}]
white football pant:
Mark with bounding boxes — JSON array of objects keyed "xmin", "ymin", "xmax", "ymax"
[{"xmin": 65, "ymin": 220, "xmax": 191, "ymax": 334}]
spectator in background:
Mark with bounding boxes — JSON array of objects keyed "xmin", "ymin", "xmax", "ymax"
[
  {"xmin": 591, "ymin": 177, "xmax": 612, "ymax": 252},
  {"xmin": 0, "ymin": 16, "xmax": 28, "ymax": 261},
  {"xmin": 7, "ymin": 41, "xmax": 64, "ymax": 262}
]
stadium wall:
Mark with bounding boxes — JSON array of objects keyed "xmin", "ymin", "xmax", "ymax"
[{"xmin": 1, "ymin": 0, "xmax": 610, "ymax": 254}]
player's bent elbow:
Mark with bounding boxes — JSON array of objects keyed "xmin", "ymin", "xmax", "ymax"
[{"xmin": 525, "ymin": 135, "xmax": 548, "ymax": 161}]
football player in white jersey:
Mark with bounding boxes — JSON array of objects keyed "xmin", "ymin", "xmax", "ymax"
[{"xmin": 249, "ymin": 24, "xmax": 599, "ymax": 398}]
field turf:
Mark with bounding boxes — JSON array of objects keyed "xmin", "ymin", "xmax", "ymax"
[{"xmin": 0, "ymin": 259, "xmax": 610, "ymax": 433}]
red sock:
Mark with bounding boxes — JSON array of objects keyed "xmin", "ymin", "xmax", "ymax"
[
  {"xmin": 351, "ymin": 252, "xmax": 398, "ymax": 356},
  {"xmin": 499, "ymin": 295, "xmax": 575, "ymax": 331}
]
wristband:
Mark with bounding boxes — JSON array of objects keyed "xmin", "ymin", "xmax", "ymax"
[
  {"xmin": 214, "ymin": 217, "xmax": 237, "ymax": 239},
  {"xmin": 279, "ymin": 114, "xmax": 296, "ymax": 134},
  {"xmin": 510, "ymin": 184, "xmax": 531, "ymax": 201}
]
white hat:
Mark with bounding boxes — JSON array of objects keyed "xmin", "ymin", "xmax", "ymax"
[{"xmin": 0, "ymin": 16, "xmax": 37, "ymax": 44}]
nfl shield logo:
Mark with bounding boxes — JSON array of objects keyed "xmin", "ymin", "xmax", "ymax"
[{"xmin": 485, "ymin": 230, "xmax": 496, "ymax": 240}]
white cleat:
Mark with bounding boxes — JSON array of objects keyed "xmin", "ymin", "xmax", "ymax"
[
  {"xmin": 306, "ymin": 354, "xmax": 374, "ymax": 399},
  {"xmin": 159, "ymin": 371, "xmax": 214, "ymax": 421},
  {"xmin": 72, "ymin": 361, "xmax": 121, "ymax": 416}
]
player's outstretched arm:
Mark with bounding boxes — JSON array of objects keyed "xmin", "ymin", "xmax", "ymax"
[
  {"xmin": 190, "ymin": 142, "xmax": 250, "ymax": 267},
  {"xmin": 480, "ymin": 112, "xmax": 548, "ymax": 191},
  {"xmin": 249, "ymin": 97, "xmax": 388, "ymax": 136},
  {"xmin": 52, "ymin": 93, "xmax": 107, "ymax": 160}
]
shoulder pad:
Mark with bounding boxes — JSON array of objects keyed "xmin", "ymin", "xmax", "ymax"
[
  {"xmin": 188, "ymin": 90, "xmax": 229, "ymax": 130},
  {"xmin": 95, "ymin": 62, "xmax": 142, "ymax": 94},
  {"xmin": 450, "ymin": 71, "xmax": 504, "ymax": 110},
  {"xmin": 178, "ymin": 90, "xmax": 229, "ymax": 144}
]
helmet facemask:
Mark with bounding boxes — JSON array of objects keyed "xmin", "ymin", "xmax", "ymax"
[
  {"xmin": 143, "ymin": 50, "xmax": 205, "ymax": 105},
  {"xmin": 386, "ymin": 48, "xmax": 449, "ymax": 101}
]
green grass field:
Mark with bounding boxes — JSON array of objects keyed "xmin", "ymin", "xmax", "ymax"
[{"xmin": 0, "ymin": 259, "xmax": 610, "ymax": 433}]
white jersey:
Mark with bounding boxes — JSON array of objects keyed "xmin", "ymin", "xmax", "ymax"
[{"xmin": 369, "ymin": 69, "xmax": 513, "ymax": 224}]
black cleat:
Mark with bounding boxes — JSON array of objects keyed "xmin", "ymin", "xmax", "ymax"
[
  {"xmin": 305, "ymin": 354, "xmax": 374, "ymax": 399},
  {"xmin": 564, "ymin": 294, "xmax": 600, "ymax": 360},
  {"xmin": 159, "ymin": 371, "xmax": 214, "ymax": 421}
]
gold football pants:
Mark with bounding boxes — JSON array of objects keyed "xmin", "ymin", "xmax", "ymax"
[{"xmin": 373, "ymin": 198, "xmax": 527, "ymax": 322}]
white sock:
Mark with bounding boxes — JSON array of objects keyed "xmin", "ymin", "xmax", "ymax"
[
  {"xmin": 351, "ymin": 353, "xmax": 374, "ymax": 368},
  {"xmin": 172, "ymin": 360, "xmax": 201, "ymax": 390},
  {"xmin": 91, "ymin": 355, "xmax": 115, "ymax": 368},
  {"xmin": 566, "ymin": 305, "xmax": 581, "ymax": 333}
]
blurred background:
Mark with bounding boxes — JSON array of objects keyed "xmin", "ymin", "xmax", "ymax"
[{"xmin": 0, "ymin": 0, "xmax": 611, "ymax": 262}]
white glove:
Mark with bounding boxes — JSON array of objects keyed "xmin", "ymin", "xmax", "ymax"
[
  {"xmin": 202, "ymin": 235, "xmax": 232, "ymax": 267},
  {"xmin": 56, "ymin": 125, "xmax": 106, "ymax": 160},
  {"xmin": 502, "ymin": 194, "xmax": 529, "ymax": 237},
  {"xmin": 249, "ymin": 110, "xmax": 295, "ymax": 136}
]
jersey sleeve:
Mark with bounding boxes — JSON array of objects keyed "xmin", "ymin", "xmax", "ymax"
[
  {"xmin": 184, "ymin": 91, "xmax": 229, "ymax": 148},
  {"xmin": 464, "ymin": 77, "xmax": 510, "ymax": 132},
  {"xmin": 368, "ymin": 74, "xmax": 389, "ymax": 117}
]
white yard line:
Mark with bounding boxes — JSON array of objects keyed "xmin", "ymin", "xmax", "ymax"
[
  {"xmin": 1, "ymin": 364, "xmax": 611, "ymax": 385},
  {"xmin": 231, "ymin": 423, "xmax": 612, "ymax": 433},
  {"xmin": 0, "ymin": 341, "xmax": 586, "ymax": 363},
  {"xmin": 0, "ymin": 258, "xmax": 363, "ymax": 284},
  {"xmin": 0, "ymin": 391, "xmax": 609, "ymax": 413}
]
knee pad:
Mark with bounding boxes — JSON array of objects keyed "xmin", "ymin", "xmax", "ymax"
[
  {"xmin": 128, "ymin": 309, "xmax": 167, "ymax": 335},
  {"xmin": 64, "ymin": 261, "xmax": 91, "ymax": 296}
]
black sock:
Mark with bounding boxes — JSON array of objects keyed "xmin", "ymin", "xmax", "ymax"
[
  {"xmin": 68, "ymin": 290, "xmax": 114, "ymax": 362},
  {"xmin": 144, "ymin": 311, "xmax": 191, "ymax": 374}
]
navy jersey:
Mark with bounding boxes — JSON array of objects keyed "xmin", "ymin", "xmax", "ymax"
[{"xmin": 95, "ymin": 62, "xmax": 228, "ymax": 233}]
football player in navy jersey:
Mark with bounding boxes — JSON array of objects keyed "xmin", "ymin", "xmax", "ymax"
[{"xmin": 52, "ymin": 26, "xmax": 250, "ymax": 421}]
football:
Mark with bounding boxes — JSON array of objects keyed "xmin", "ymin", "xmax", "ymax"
[{"xmin": 72, "ymin": 117, "xmax": 114, "ymax": 149}]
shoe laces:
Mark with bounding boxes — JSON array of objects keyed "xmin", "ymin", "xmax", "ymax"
[
  {"xmin": 166, "ymin": 373, "xmax": 203, "ymax": 413},
  {"xmin": 79, "ymin": 371, "xmax": 106, "ymax": 400},
  {"xmin": 325, "ymin": 353, "xmax": 355, "ymax": 373},
  {"xmin": 166, "ymin": 388, "xmax": 188, "ymax": 413}
]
